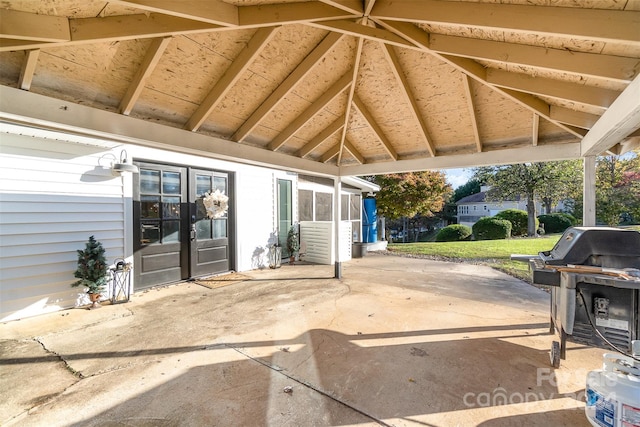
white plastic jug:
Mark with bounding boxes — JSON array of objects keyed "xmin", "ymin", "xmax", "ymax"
[{"xmin": 586, "ymin": 341, "xmax": 640, "ymax": 427}]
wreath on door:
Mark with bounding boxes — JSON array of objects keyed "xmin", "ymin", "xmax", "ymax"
[{"xmin": 202, "ymin": 189, "xmax": 229, "ymax": 219}]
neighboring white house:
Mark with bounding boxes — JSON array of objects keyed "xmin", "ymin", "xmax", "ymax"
[
  {"xmin": 456, "ymin": 186, "xmax": 543, "ymax": 228},
  {"xmin": 0, "ymin": 123, "xmax": 376, "ymax": 322}
]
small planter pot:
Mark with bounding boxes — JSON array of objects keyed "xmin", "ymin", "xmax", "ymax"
[{"xmin": 88, "ymin": 292, "xmax": 102, "ymax": 310}]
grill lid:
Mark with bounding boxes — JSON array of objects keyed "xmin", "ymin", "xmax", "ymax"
[{"xmin": 540, "ymin": 227, "xmax": 640, "ymax": 269}]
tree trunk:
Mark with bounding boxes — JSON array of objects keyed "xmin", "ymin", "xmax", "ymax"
[{"xmin": 526, "ymin": 192, "xmax": 537, "ymax": 236}]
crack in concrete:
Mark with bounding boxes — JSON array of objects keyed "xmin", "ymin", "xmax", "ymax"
[{"xmin": 226, "ymin": 344, "xmax": 393, "ymax": 427}]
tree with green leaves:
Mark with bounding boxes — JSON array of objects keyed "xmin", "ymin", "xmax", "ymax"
[
  {"xmin": 595, "ymin": 151, "xmax": 640, "ymax": 225},
  {"xmin": 370, "ymin": 171, "xmax": 452, "ymax": 220},
  {"xmin": 473, "ymin": 160, "xmax": 582, "ymax": 236}
]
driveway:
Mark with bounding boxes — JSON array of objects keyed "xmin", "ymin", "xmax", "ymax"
[{"xmin": 1, "ymin": 254, "xmax": 601, "ymax": 426}]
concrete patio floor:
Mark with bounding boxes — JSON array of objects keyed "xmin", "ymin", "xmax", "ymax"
[{"xmin": 1, "ymin": 254, "xmax": 602, "ymax": 426}]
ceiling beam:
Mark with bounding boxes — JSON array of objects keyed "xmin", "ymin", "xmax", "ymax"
[
  {"xmin": 352, "ymin": 94, "xmax": 398, "ymax": 161},
  {"xmin": 120, "ymin": 37, "xmax": 172, "ymax": 116},
  {"xmin": 429, "ymin": 34, "xmax": 639, "ymax": 82},
  {"xmin": 486, "ymin": 69, "xmax": 622, "ymax": 109},
  {"xmin": 321, "ymin": 143, "xmax": 341, "ymax": 163},
  {"xmin": 233, "ymin": 32, "xmax": 344, "ymax": 142},
  {"xmin": 337, "ymin": 36, "xmax": 364, "ymax": 165},
  {"xmin": 0, "ymin": 9, "xmax": 70, "ymax": 42},
  {"xmin": 268, "ymin": 71, "xmax": 352, "ymax": 151},
  {"xmin": 309, "ymin": 19, "xmax": 416, "ymax": 49},
  {"xmin": 0, "ymin": 13, "xmax": 221, "ymax": 52},
  {"xmin": 340, "ymin": 142, "xmax": 582, "ymax": 176},
  {"xmin": 378, "ymin": 21, "xmax": 586, "ymax": 139},
  {"xmin": 112, "ymin": 0, "xmax": 239, "ymax": 26},
  {"xmin": 582, "ymin": 73, "xmax": 640, "ymax": 156},
  {"xmin": 298, "ymin": 115, "xmax": 345, "ymax": 158},
  {"xmin": 317, "ymin": 1, "xmax": 364, "ymax": 15},
  {"xmin": 344, "ymin": 139, "xmax": 365, "ymax": 164},
  {"xmin": 462, "ymin": 75, "xmax": 482, "ymax": 152},
  {"xmin": 18, "ymin": 49, "xmax": 40, "ymax": 91},
  {"xmin": 186, "ymin": 27, "xmax": 277, "ymax": 131},
  {"xmin": 550, "ymin": 106, "xmax": 601, "ymax": 130},
  {"xmin": 532, "ymin": 114, "xmax": 539, "ymax": 146},
  {"xmin": 381, "ymin": 43, "xmax": 436, "ymax": 156},
  {"xmin": 370, "ymin": 0, "xmax": 640, "ymax": 44},
  {"xmin": 0, "ymin": 85, "xmax": 338, "ymax": 177},
  {"xmin": 238, "ymin": 2, "xmax": 358, "ymax": 27}
]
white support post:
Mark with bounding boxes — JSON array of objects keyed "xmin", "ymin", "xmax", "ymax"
[
  {"xmin": 583, "ymin": 156, "xmax": 596, "ymax": 227},
  {"xmin": 334, "ymin": 178, "xmax": 342, "ymax": 278}
]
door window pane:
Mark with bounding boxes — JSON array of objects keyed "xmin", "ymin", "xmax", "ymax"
[
  {"xmin": 162, "ymin": 172, "xmax": 181, "ymax": 194},
  {"xmin": 140, "ymin": 170, "xmax": 160, "ymax": 193},
  {"xmin": 163, "ymin": 220, "xmax": 180, "ymax": 243},
  {"xmin": 214, "ymin": 219, "xmax": 227, "ymax": 238},
  {"xmin": 214, "ymin": 176, "xmax": 227, "ymax": 194},
  {"xmin": 141, "ymin": 196, "xmax": 160, "ymax": 219},
  {"xmin": 196, "ymin": 175, "xmax": 212, "ymax": 197},
  {"xmin": 196, "ymin": 219, "xmax": 212, "ymax": 240},
  {"xmin": 162, "ymin": 196, "xmax": 181, "ymax": 219},
  {"xmin": 141, "ymin": 222, "xmax": 160, "ymax": 244}
]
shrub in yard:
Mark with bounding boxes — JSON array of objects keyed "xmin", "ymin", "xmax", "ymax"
[
  {"xmin": 435, "ymin": 224, "xmax": 472, "ymax": 242},
  {"xmin": 494, "ymin": 209, "xmax": 537, "ymax": 236},
  {"xmin": 472, "ymin": 217, "xmax": 512, "ymax": 240},
  {"xmin": 538, "ymin": 213, "xmax": 573, "ymax": 233}
]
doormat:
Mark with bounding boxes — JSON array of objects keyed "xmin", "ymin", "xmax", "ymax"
[{"xmin": 194, "ymin": 272, "xmax": 251, "ymax": 290}]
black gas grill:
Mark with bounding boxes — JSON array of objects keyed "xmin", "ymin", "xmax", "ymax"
[{"xmin": 528, "ymin": 227, "xmax": 640, "ymax": 367}]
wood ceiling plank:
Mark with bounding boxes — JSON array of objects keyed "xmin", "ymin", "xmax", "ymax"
[
  {"xmin": 486, "ymin": 69, "xmax": 622, "ymax": 109},
  {"xmin": 429, "ymin": 34, "xmax": 639, "ymax": 82},
  {"xmin": 268, "ymin": 71, "xmax": 352, "ymax": 151},
  {"xmin": 352, "ymin": 94, "xmax": 398, "ymax": 161},
  {"xmin": 298, "ymin": 116, "xmax": 345, "ymax": 158},
  {"xmin": 309, "ymin": 19, "xmax": 416, "ymax": 49},
  {"xmin": 112, "ymin": 0, "xmax": 239, "ymax": 26},
  {"xmin": 582, "ymin": 73, "xmax": 640, "ymax": 156},
  {"xmin": 550, "ymin": 106, "xmax": 601, "ymax": 130},
  {"xmin": 120, "ymin": 37, "xmax": 172, "ymax": 116},
  {"xmin": 0, "ymin": 9, "xmax": 70, "ymax": 42},
  {"xmin": 371, "ymin": 0, "xmax": 640, "ymax": 43},
  {"xmin": 238, "ymin": 2, "xmax": 358, "ymax": 27},
  {"xmin": 462, "ymin": 74, "xmax": 482, "ymax": 152},
  {"xmin": 233, "ymin": 32, "xmax": 344, "ymax": 142},
  {"xmin": 186, "ymin": 27, "xmax": 277, "ymax": 131},
  {"xmin": 381, "ymin": 43, "xmax": 436, "ymax": 156},
  {"xmin": 344, "ymin": 138, "xmax": 365, "ymax": 164},
  {"xmin": 18, "ymin": 49, "xmax": 40, "ymax": 91}
]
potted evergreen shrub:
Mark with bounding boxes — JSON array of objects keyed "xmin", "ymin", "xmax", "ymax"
[
  {"xmin": 286, "ymin": 225, "xmax": 300, "ymax": 265},
  {"xmin": 72, "ymin": 235, "xmax": 109, "ymax": 309}
]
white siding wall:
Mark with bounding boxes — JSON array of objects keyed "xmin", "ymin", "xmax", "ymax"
[{"xmin": 0, "ymin": 129, "xmax": 125, "ymax": 321}]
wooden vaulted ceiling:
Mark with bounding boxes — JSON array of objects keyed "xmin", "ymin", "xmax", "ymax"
[{"xmin": 0, "ymin": 0, "xmax": 639, "ymax": 176}]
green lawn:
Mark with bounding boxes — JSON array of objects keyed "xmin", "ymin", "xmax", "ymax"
[{"xmin": 387, "ymin": 235, "xmax": 562, "ymax": 282}]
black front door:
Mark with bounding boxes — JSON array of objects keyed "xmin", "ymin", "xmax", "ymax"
[
  {"xmin": 133, "ymin": 162, "xmax": 233, "ymax": 289},
  {"xmin": 133, "ymin": 163, "xmax": 189, "ymax": 289}
]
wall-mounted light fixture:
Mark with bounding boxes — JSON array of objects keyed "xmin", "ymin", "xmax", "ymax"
[{"xmin": 111, "ymin": 149, "xmax": 139, "ymax": 174}]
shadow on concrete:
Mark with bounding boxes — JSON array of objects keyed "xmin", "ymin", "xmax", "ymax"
[{"xmin": 7, "ymin": 325, "xmax": 583, "ymax": 425}]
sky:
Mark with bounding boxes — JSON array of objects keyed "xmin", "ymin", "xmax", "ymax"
[{"xmin": 444, "ymin": 168, "xmax": 473, "ymax": 189}]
